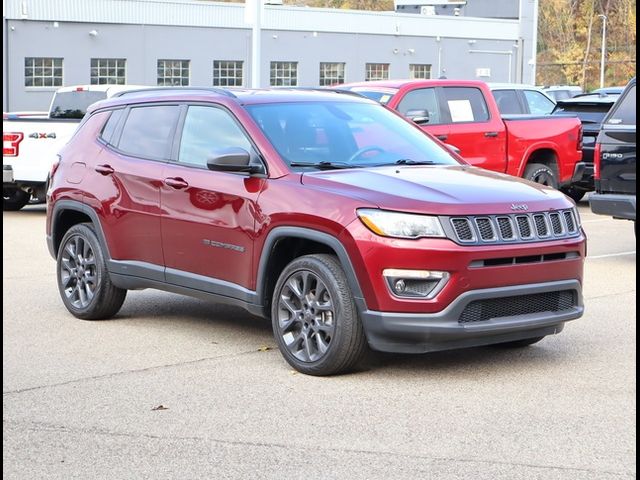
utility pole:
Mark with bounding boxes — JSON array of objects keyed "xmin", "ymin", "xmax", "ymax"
[
  {"xmin": 599, "ymin": 15, "xmax": 607, "ymax": 89},
  {"xmin": 250, "ymin": 0, "xmax": 262, "ymax": 88}
]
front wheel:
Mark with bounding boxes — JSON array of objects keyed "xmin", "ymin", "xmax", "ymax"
[
  {"xmin": 57, "ymin": 223, "xmax": 127, "ymax": 320},
  {"xmin": 3, "ymin": 189, "xmax": 30, "ymax": 211},
  {"xmin": 271, "ymin": 254, "xmax": 367, "ymax": 376},
  {"xmin": 523, "ymin": 163, "xmax": 558, "ymax": 189}
]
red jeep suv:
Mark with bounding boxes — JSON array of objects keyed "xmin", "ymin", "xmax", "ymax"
[{"xmin": 46, "ymin": 88, "xmax": 585, "ymax": 375}]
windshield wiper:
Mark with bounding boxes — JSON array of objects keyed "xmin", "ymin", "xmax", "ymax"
[
  {"xmin": 392, "ymin": 159, "xmax": 436, "ymax": 165},
  {"xmin": 289, "ymin": 161, "xmax": 356, "ymax": 170}
]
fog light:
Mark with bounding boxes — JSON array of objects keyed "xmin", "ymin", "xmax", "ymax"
[
  {"xmin": 383, "ymin": 269, "xmax": 449, "ymax": 299},
  {"xmin": 394, "ymin": 279, "xmax": 406, "ymax": 294}
]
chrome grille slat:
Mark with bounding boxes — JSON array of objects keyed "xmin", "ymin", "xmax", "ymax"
[
  {"xmin": 516, "ymin": 215, "xmax": 533, "ymax": 239},
  {"xmin": 496, "ymin": 217, "xmax": 515, "ymax": 240},
  {"xmin": 451, "ymin": 218, "xmax": 475, "ymax": 242},
  {"xmin": 475, "ymin": 217, "xmax": 497, "ymax": 241},
  {"xmin": 446, "ymin": 209, "xmax": 580, "ymax": 245},
  {"xmin": 563, "ymin": 211, "xmax": 577, "ymax": 233},
  {"xmin": 549, "ymin": 213, "xmax": 564, "ymax": 235},
  {"xmin": 533, "ymin": 214, "xmax": 550, "ymax": 237}
]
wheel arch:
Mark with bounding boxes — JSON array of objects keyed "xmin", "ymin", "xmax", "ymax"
[
  {"xmin": 50, "ymin": 200, "xmax": 111, "ymax": 259},
  {"xmin": 255, "ymin": 227, "xmax": 366, "ymax": 319},
  {"xmin": 521, "ymin": 147, "xmax": 559, "ymax": 178}
]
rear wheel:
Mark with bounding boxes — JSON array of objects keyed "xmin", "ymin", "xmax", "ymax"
[
  {"xmin": 271, "ymin": 254, "xmax": 367, "ymax": 376},
  {"xmin": 3, "ymin": 189, "xmax": 30, "ymax": 211},
  {"xmin": 57, "ymin": 223, "xmax": 127, "ymax": 320},
  {"xmin": 523, "ymin": 163, "xmax": 558, "ymax": 189},
  {"xmin": 491, "ymin": 336, "xmax": 545, "ymax": 348}
]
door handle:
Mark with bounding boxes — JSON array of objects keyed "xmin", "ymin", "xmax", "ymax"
[
  {"xmin": 164, "ymin": 177, "xmax": 189, "ymax": 189},
  {"xmin": 484, "ymin": 132, "xmax": 499, "ymax": 138},
  {"xmin": 95, "ymin": 164, "xmax": 114, "ymax": 175},
  {"xmin": 436, "ymin": 134, "xmax": 448, "ymax": 141}
]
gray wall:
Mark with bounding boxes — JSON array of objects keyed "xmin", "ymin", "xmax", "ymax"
[{"xmin": 4, "ymin": 19, "xmax": 520, "ymax": 111}]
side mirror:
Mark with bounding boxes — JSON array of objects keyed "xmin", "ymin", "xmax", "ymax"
[
  {"xmin": 405, "ymin": 109, "xmax": 430, "ymax": 125},
  {"xmin": 206, "ymin": 148, "xmax": 263, "ymax": 174},
  {"xmin": 445, "ymin": 144, "xmax": 461, "ymax": 155}
]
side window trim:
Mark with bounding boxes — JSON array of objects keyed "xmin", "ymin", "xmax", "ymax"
[
  {"xmin": 97, "ymin": 107, "xmax": 126, "ymax": 147},
  {"xmin": 108, "ymin": 102, "xmax": 182, "ymax": 163},
  {"xmin": 172, "ymin": 102, "xmax": 268, "ymax": 175}
]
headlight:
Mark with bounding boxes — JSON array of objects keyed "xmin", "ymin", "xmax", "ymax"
[{"xmin": 357, "ymin": 209, "xmax": 445, "ymax": 239}]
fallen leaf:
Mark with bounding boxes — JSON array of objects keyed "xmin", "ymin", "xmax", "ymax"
[
  {"xmin": 151, "ymin": 405, "xmax": 168, "ymax": 411},
  {"xmin": 258, "ymin": 345, "xmax": 272, "ymax": 352}
]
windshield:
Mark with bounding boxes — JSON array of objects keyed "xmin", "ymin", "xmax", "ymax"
[
  {"xmin": 50, "ymin": 91, "xmax": 108, "ymax": 119},
  {"xmin": 246, "ymin": 101, "xmax": 460, "ymax": 170}
]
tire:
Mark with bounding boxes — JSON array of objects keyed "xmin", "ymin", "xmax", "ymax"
[
  {"xmin": 490, "ymin": 336, "xmax": 545, "ymax": 348},
  {"xmin": 56, "ymin": 223, "xmax": 127, "ymax": 320},
  {"xmin": 523, "ymin": 163, "xmax": 558, "ymax": 189},
  {"xmin": 3, "ymin": 189, "xmax": 30, "ymax": 211},
  {"xmin": 271, "ymin": 254, "xmax": 367, "ymax": 376},
  {"xmin": 560, "ymin": 185, "xmax": 587, "ymax": 203}
]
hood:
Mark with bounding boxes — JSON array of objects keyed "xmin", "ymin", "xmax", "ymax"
[{"xmin": 301, "ymin": 165, "xmax": 573, "ymax": 216}]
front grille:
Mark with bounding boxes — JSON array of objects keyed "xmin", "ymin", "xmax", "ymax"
[
  {"xmin": 451, "ymin": 218, "xmax": 474, "ymax": 241},
  {"xmin": 533, "ymin": 214, "xmax": 548, "ymax": 237},
  {"xmin": 459, "ymin": 290, "xmax": 577, "ymax": 323},
  {"xmin": 564, "ymin": 211, "xmax": 577, "ymax": 233},
  {"xmin": 496, "ymin": 217, "xmax": 515, "ymax": 240},
  {"xmin": 549, "ymin": 213, "xmax": 563, "ymax": 235},
  {"xmin": 446, "ymin": 209, "xmax": 580, "ymax": 245},
  {"xmin": 475, "ymin": 218, "xmax": 496, "ymax": 241}
]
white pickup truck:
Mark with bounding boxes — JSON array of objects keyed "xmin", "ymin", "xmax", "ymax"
[{"xmin": 3, "ymin": 84, "xmax": 143, "ymax": 210}]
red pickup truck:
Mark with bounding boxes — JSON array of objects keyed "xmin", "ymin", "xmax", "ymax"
[{"xmin": 340, "ymin": 80, "xmax": 583, "ymax": 190}]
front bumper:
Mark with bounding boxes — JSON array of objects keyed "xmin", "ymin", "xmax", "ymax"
[
  {"xmin": 362, "ymin": 280, "xmax": 583, "ymax": 353},
  {"xmin": 3, "ymin": 165, "xmax": 15, "ymax": 184},
  {"xmin": 589, "ymin": 193, "xmax": 636, "ymax": 220}
]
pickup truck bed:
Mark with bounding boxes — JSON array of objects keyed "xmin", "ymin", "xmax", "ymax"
[{"xmin": 339, "ymin": 79, "xmax": 583, "ymax": 191}]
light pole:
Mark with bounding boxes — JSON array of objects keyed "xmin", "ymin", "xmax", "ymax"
[{"xmin": 599, "ymin": 14, "xmax": 607, "ymax": 89}]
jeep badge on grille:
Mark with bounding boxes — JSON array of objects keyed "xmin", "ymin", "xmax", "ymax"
[{"xmin": 510, "ymin": 204, "xmax": 529, "ymax": 211}]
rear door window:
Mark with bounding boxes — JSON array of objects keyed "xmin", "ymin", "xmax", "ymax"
[
  {"xmin": 441, "ymin": 87, "xmax": 490, "ymax": 123},
  {"xmin": 523, "ymin": 90, "xmax": 555, "ymax": 114},
  {"xmin": 606, "ymin": 84, "xmax": 636, "ymax": 126},
  {"xmin": 492, "ymin": 90, "xmax": 522, "ymax": 114},
  {"xmin": 117, "ymin": 105, "xmax": 181, "ymax": 160},
  {"xmin": 397, "ymin": 88, "xmax": 442, "ymax": 124}
]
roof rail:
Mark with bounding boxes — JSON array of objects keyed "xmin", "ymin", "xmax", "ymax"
[
  {"xmin": 112, "ymin": 87, "xmax": 237, "ymax": 99},
  {"xmin": 271, "ymin": 86, "xmax": 367, "ymax": 99}
]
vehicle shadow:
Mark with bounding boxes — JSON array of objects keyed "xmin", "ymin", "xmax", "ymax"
[{"xmin": 114, "ymin": 292, "xmax": 572, "ymax": 376}]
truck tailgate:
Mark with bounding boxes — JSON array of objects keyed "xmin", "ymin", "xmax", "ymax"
[
  {"xmin": 3, "ymin": 119, "xmax": 81, "ymax": 183},
  {"xmin": 502, "ymin": 115, "xmax": 582, "ymax": 182}
]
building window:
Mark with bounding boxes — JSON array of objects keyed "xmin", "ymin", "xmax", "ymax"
[
  {"xmin": 213, "ymin": 61, "xmax": 244, "ymax": 87},
  {"xmin": 270, "ymin": 61, "xmax": 298, "ymax": 86},
  {"xmin": 410, "ymin": 64, "xmax": 432, "ymax": 80},
  {"xmin": 319, "ymin": 62, "xmax": 345, "ymax": 86},
  {"xmin": 90, "ymin": 58, "xmax": 126, "ymax": 85},
  {"xmin": 365, "ymin": 63, "xmax": 389, "ymax": 82},
  {"xmin": 24, "ymin": 57, "xmax": 63, "ymax": 87},
  {"xmin": 157, "ymin": 59, "xmax": 190, "ymax": 86}
]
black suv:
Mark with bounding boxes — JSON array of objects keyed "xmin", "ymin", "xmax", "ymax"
[
  {"xmin": 589, "ymin": 78, "xmax": 636, "ymax": 232},
  {"xmin": 551, "ymin": 92, "xmax": 620, "ymax": 202}
]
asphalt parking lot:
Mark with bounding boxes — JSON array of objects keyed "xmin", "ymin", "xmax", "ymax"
[{"xmin": 3, "ymin": 200, "xmax": 636, "ymax": 479}]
